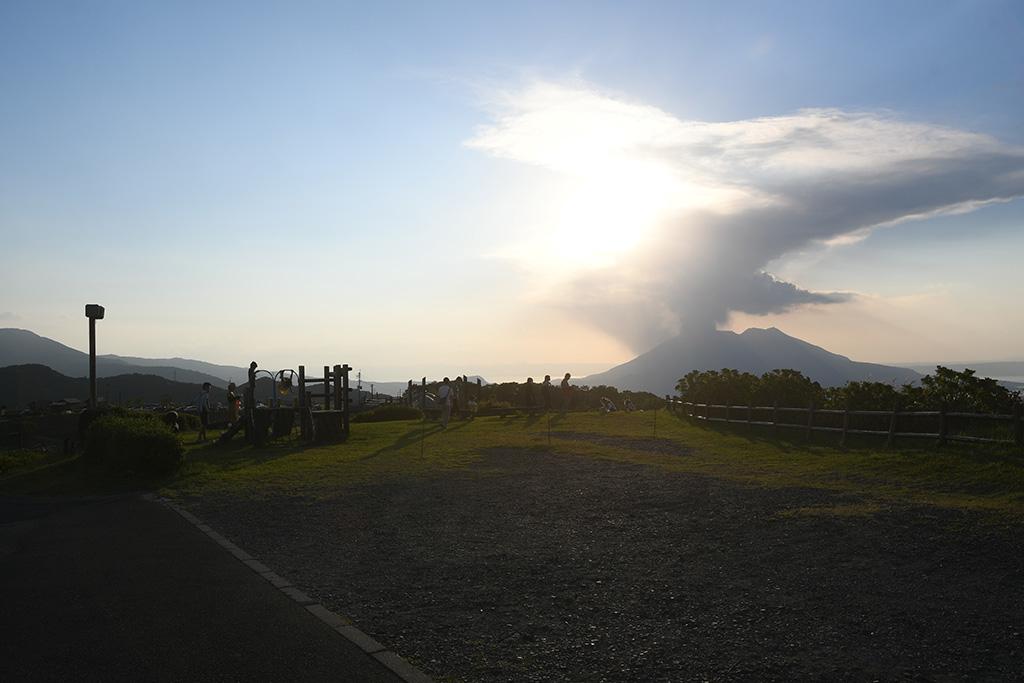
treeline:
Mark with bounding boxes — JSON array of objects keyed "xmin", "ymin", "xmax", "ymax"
[
  {"xmin": 676, "ymin": 366, "xmax": 1022, "ymax": 413},
  {"xmin": 482, "ymin": 382, "xmax": 662, "ymax": 410},
  {"xmin": 416, "ymin": 378, "xmax": 662, "ymax": 411}
]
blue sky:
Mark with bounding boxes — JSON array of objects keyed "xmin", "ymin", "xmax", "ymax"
[{"xmin": 2, "ymin": 1, "xmax": 1022, "ymax": 379}]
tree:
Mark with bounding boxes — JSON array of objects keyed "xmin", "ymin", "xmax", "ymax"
[
  {"xmin": 915, "ymin": 366, "xmax": 1020, "ymax": 413},
  {"xmin": 753, "ymin": 369, "xmax": 823, "ymax": 408},
  {"xmin": 823, "ymin": 381, "xmax": 899, "ymax": 410}
]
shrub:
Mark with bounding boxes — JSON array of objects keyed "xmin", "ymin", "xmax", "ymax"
[
  {"xmin": 175, "ymin": 412, "xmax": 202, "ymax": 431},
  {"xmin": 352, "ymin": 405, "xmax": 424, "ymax": 422},
  {"xmin": 84, "ymin": 415, "xmax": 183, "ymax": 477},
  {"xmin": 0, "ymin": 448, "xmax": 48, "ymax": 475}
]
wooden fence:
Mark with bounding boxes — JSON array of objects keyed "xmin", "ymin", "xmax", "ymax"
[{"xmin": 665, "ymin": 398, "xmax": 1024, "ymax": 448}]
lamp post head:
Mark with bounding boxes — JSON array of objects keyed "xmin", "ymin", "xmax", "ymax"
[{"xmin": 85, "ymin": 304, "xmax": 105, "ymax": 320}]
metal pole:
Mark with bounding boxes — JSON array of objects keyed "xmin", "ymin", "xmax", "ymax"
[{"xmin": 88, "ymin": 317, "xmax": 97, "ymax": 409}]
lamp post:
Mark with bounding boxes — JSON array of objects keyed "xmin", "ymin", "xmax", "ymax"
[{"xmin": 85, "ymin": 304, "xmax": 105, "ymax": 409}]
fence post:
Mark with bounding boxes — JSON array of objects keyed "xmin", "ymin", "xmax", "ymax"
[
  {"xmin": 886, "ymin": 402, "xmax": 898, "ymax": 449},
  {"xmin": 938, "ymin": 401, "xmax": 948, "ymax": 447},
  {"xmin": 323, "ymin": 365, "xmax": 331, "ymax": 410},
  {"xmin": 840, "ymin": 406, "xmax": 850, "ymax": 448},
  {"xmin": 333, "ymin": 364, "xmax": 342, "ymax": 412},
  {"xmin": 298, "ymin": 365, "xmax": 308, "ymax": 441},
  {"xmin": 805, "ymin": 400, "xmax": 815, "ymax": 440},
  {"xmin": 725, "ymin": 403, "xmax": 731, "ymax": 424},
  {"xmin": 341, "ymin": 364, "xmax": 351, "ymax": 436},
  {"xmin": 772, "ymin": 401, "xmax": 779, "ymax": 439},
  {"xmin": 1015, "ymin": 402, "xmax": 1023, "ymax": 447}
]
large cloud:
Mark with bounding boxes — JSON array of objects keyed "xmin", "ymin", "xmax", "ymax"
[{"xmin": 468, "ymin": 83, "xmax": 1024, "ymax": 350}]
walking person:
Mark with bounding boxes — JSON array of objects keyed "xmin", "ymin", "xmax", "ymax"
[
  {"xmin": 523, "ymin": 377, "xmax": 536, "ymax": 411},
  {"xmin": 561, "ymin": 372, "xmax": 573, "ymax": 413},
  {"xmin": 197, "ymin": 382, "xmax": 212, "ymax": 442},
  {"xmin": 542, "ymin": 375, "xmax": 552, "ymax": 411},
  {"xmin": 438, "ymin": 377, "xmax": 453, "ymax": 428}
]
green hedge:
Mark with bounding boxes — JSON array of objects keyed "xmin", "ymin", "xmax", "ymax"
[
  {"xmin": 352, "ymin": 405, "xmax": 424, "ymax": 422},
  {"xmin": 84, "ymin": 415, "xmax": 183, "ymax": 477}
]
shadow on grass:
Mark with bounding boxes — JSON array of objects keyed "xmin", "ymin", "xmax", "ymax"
[
  {"xmin": 363, "ymin": 421, "xmax": 445, "ymax": 459},
  {"xmin": 186, "ymin": 437, "xmax": 312, "ymax": 472}
]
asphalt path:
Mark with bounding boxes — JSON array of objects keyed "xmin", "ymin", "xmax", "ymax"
[{"xmin": 0, "ymin": 494, "xmax": 404, "ymax": 682}]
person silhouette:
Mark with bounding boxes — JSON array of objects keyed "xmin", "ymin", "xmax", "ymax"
[
  {"xmin": 438, "ymin": 377, "xmax": 453, "ymax": 427},
  {"xmin": 523, "ymin": 377, "xmax": 536, "ymax": 409}
]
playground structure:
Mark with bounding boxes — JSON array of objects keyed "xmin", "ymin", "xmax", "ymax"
[
  {"xmin": 217, "ymin": 362, "xmax": 353, "ymax": 445},
  {"xmin": 297, "ymin": 364, "xmax": 352, "ymax": 443}
]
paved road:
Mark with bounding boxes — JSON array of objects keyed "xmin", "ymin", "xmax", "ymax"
[{"xmin": 0, "ymin": 494, "xmax": 404, "ymax": 682}]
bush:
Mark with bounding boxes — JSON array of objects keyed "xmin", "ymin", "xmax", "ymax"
[
  {"xmin": 84, "ymin": 415, "xmax": 183, "ymax": 477},
  {"xmin": 0, "ymin": 448, "xmax": 48, "ymax": 475},
  {"xmin": 175, "ymin": 412, "xmax": 202, "ymax": 431},
  {"xmin": 352, "ymin": 405, "xmax": 424, "ymax": 422}
]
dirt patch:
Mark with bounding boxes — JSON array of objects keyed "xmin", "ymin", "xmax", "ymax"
[{"xmin": 194, "ymin": 449, "xmax": 1024, "ymax": 681}]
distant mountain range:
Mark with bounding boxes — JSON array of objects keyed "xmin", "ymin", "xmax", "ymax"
[
  {"xmin": 583, "ymin": 327, "xmax": 924, "ymax": 396},
  {"xmin": 4, "ymin": 326, "xmax": 1016, "ymax": 407},
  {"xmin": 0, "ymin": 364, "xmax": 228, "ymax": 409},
  {"xmin": 0, "ymin": 328, "xmax": 231, "ymax": 387},
  {"xmin": 0, "ymin": 328, "xmax": 482, "ymax": 400}
]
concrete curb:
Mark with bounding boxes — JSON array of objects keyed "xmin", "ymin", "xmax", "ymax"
[{"xmin": 146, "ymin": 494, "xmax": 434, "ymax": 683}]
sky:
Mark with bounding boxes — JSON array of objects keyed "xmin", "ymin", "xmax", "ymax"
[{"xmin": 1, "ymin": 0, "xmax": 1023, "ymax": 381}]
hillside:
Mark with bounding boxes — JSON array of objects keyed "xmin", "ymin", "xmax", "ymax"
[
  {"xmin": 0, "ymin": 328, "xmax": 457, "ymax": 396},
  {"xmin": 0, "ymin": 329, "xmax": 228, "ymax": 387},
  {"xmin": 583, "ymin": 327, "xmax": 922, "ymax": 396},
  {"xmin": 0, "ymin": 364, "xmax": 228, "ymax": 410},
  {"xmin": 99, "ymin": 353, "xmax": 252, "ymax": 386}
]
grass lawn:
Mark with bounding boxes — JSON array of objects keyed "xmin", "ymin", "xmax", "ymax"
[{"xmin": 4, "ymin": 410, "xmax": 1023, "ymax": 518}]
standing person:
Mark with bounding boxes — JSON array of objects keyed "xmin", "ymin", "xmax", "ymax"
[
  {"xmin": 226, "ymin": 382, "xmax": 240, "ymax": 424},
  {"xmin": 542, "ymin": 375, "xmax": 552, "ymax": 411},
  {"xmin": 561, "ymin": 372, "xmax": 573, "ymax": 412},
  {"xmin": 246, "ymin": 361, "xmax": 258, "ymax": 442},
  {"xmin": 523, "ymin": 377, "xmax": 536, "ymax": 410},
  {"xmin": 437, "ymin": 377, "xmax": 453, "ymax": 428},
  {"xmin": 197, "ymin": 382, "xmax": 212, "ymax": 442},
  {"xmin": 452, "ymin": 376, "xmax": 463, "ymax": 419}
]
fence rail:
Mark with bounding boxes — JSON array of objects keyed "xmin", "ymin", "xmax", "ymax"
[{"xmin": 665, "ymin": 398, "xmax": 1024, "ymax": 448}]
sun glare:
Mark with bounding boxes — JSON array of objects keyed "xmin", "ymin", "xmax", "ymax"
[{"xmin": 549, "ymin": 159, "xmax": 679, "ymax": 268}]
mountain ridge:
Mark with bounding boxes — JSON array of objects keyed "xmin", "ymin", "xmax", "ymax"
[
  {"xmin": 0, "ymin": 328, "xmax": 484, "ymax": 398},
  {"xmin": 582, "ymin": 327, "xmax": 923, "ymax": 396},
  {"xmin": 0, "ymin": 364, "xmax": 228, "ymax": 409}
]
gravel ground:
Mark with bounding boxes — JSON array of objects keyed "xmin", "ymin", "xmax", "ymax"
[{"xmin": 192, "ymin": 438, "xmax": 1024, "ymax": 681}]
